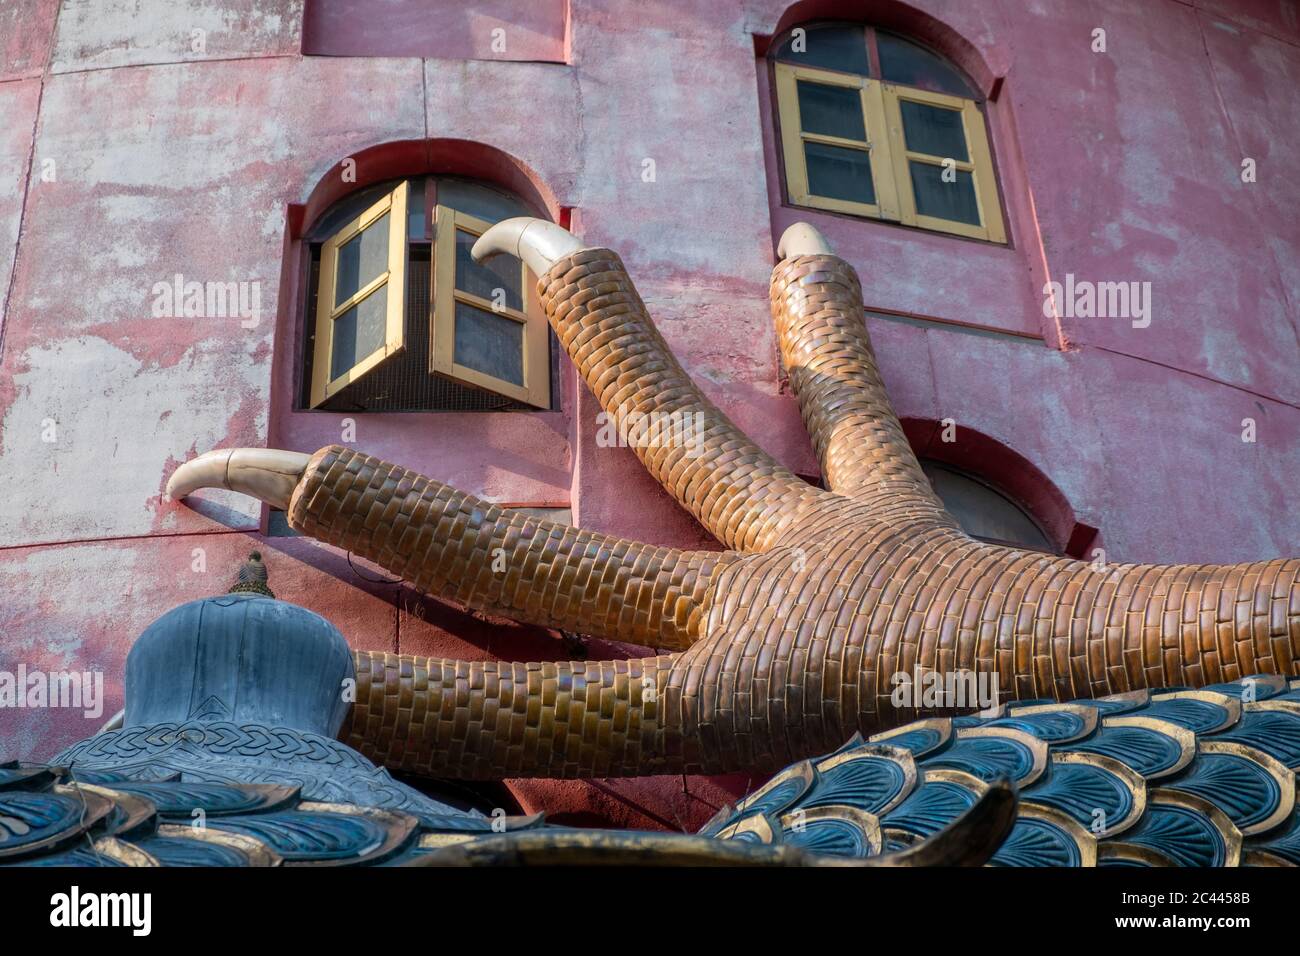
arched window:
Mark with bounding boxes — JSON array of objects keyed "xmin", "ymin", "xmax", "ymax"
[
  {"xmin": 921, "ymin": 460, "xmax": 1054, "ymax": 552},
  {"xmin": 300, "ymin": 175, "xmax": 554, "ymax": 413},
  {"xmin": 769, "ymin": 21, "xmax": 1006, "ymax": 243}
]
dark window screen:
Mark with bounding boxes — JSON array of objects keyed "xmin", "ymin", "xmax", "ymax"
[
  {"xmin": 771, "ymin": 22, "xmax": 869, "ymax": 75},
  {"xmin": 804, "ymin": 142, "xmax": 875, "ymax": 204},
  {"xmin": 921, "ymin": 461, "xmax": 1054, "ymax": 553},
  {"xmin": 877, "ymin": 31, "xmax": 975, "ymax": 97},
  {"xmin": 899, "ymin": 100, "xmax": 969, "ymax": 160},
  {"xmin": 796, "ymin": 80, "xmax": 866, "ymax": 140},
  {"xmin": 909, "ymin": 163, "xmax": 980, "ymax": 225},
  {"xmin": 453, "ymin": 301, "xmax": 525, "ymax": 386}
]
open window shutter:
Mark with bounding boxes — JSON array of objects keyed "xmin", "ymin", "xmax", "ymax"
[
  {"xmin": 774, "ymin": 63, "xmax": 899, "ymax": 222},
  {"xmin": 308, "ymin": 180, "xmax": 409, "ymax": 408},
  {"xmin": 881, "ymin": 85, "xmax": 1005, "ymax": 242},
  {"xmin": 430, "ymin": 204, "xmax": 550, "ymax": 409}
]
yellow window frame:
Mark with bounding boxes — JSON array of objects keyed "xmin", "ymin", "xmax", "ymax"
[
  {"xmin": 881, "ymin": 84, "xmax": 1006, "ymax": 243},
  {"xmin": 431, "ymin": 204, "xmax": 551, "ymax": 409},
  {"xmin": 774, "ymin": 62, "xmax": 899, "ymax": 221},
  {"xmin": 308, "ymin": 180, "xmax": 409, "ymax": 408},
  {"xmin": 774, "ymin": 62, "xmax": 1007, "ymax": 243}
]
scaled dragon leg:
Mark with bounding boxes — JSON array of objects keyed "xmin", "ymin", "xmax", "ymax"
[
  {"xmin": 483, "ymin": 221, "xmax": 830, "ymax": 553},
  {"xmin": 169, "ymin": 446, "xmax": 728, "ymax": 650},
  {"xmin": 768, "ymin": 224, "xmax": 946, "ymax": 524}
]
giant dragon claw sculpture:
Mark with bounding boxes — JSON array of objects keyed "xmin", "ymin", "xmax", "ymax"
[{"xmin": 158, "ymin": 219, "xmax": 1300, "ymax": 865}]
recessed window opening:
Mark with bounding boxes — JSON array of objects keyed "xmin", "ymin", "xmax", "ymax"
[
  {"xmin": 770, "ymin": 21, "xmax": 1007, "ymax": 243},
  {"xmin": 921, "ymin": 460, "xmax": 1055, "ymax": 552},
  {"xmin": 299, "ymin": 175, "xmax": 558, "ymax": 413}
]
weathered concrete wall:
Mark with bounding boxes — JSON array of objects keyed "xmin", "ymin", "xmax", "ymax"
[{"xmin": 1, "ymin": 0, "xmax": 1297, "ymax": 829}]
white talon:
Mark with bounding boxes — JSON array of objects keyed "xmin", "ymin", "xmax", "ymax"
[
  {"xmin": 777, "ymin": 222, "xmax": 835, "ymax": 259},
  {"xmin": 471, "ymin": 217, "xmax": 585, "ymax": 276},
  {"xmin": 167, "ymin": 448, "xmax": 311, "ymax": 510}
]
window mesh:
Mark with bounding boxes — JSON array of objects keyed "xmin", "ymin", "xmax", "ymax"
[{"xmin": 301, "ymin": 245, "xmax": 558, "ymax": 413}]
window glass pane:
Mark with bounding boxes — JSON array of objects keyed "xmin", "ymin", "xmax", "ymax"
[
  {"xmin": 307, "ymin": 181, "xmax": 392, "ymax": 241},
  {"xmin": 335, "ymin": 212, "xmax": 391, "ymax": 306},
  {"xmin": 921, "ymin": 462, "xmax": 1053, "ymax": 552},
  {"xmin": 437, "ymin": 178, "xmax": 533, "ymax": 222},
  {"xmin": 804, "ymin": 142, "xmax": 875, "ymax": 205},
  {"xmin": 455, "ymin": 228, "xmax": 523, "ymax": 311},
  {"xmin": 796, "ymin": 80, "xmax": 866, "ymax": 141},
  {"xmin": 330, "ymin": 285, "xmax": 388, "ymax": 379},
  {"xmin": 878, "ymin": 32, "xmax": 975, "ymax": 97},
  {"xmin": 772, "ymin": 23, "xmax": 869, "ymax": 75},
  {"xmin": 909, "ymin": 162, "xmax": 981, "ymax": 225},
  {"xmin": 899, "ymin": 100, "xmax": 969, "ymax": 161},
  {"xmin": 454, "ymin": 301, "xmax": 524, "ymax": 386},
  {"xmin": 408, "ymin": 178, "xmax": 427, "ymax": 240}
]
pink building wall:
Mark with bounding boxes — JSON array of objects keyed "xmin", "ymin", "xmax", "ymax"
[{"xmin": 1, "ymin": 0, "xmax": 1297, "ymax": 829}]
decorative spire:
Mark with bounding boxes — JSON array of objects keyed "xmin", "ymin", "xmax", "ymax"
[{"xmin": 228, "ymin": 551, "xmax": 274, "ymax": 599}]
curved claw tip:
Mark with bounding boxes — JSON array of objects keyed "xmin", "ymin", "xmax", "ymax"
[
  {"xmin": 167, "ymin": 448, "xmax": 311, "ymax": 511},
  {"xmin": 471, "ymin": 217, "xmax": 584, "ymax": 276},
  {"xmin": 165, "ymin": 448, "xmax": 233, "ymax": 501},
  {"xmin": 777, "ymin": 222, "xmax": 835, "ymax": 259}
]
